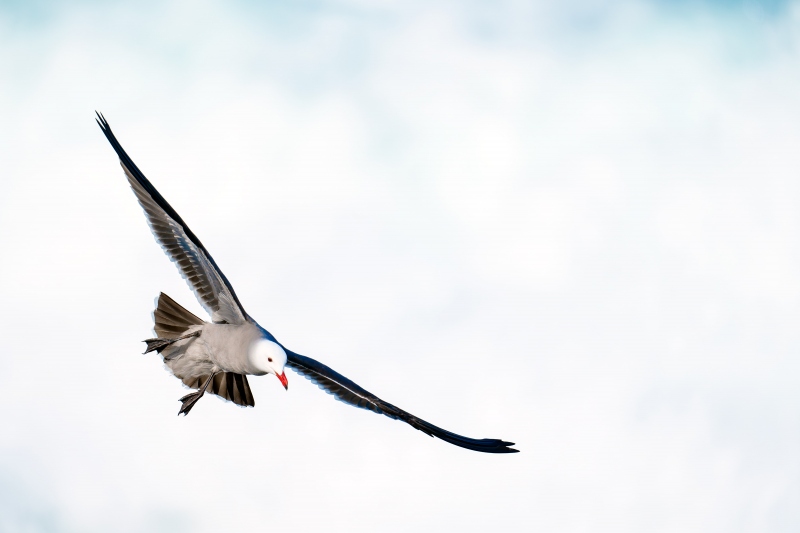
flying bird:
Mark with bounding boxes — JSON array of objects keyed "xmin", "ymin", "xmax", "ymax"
[{"xmin": 97, "ymin": 112, "xmax": 518, "ymax": 454}]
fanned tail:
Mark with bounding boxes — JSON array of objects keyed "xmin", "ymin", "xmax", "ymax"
[
  {"xmin": 182, "ymin": 373, "xmax": 255, "ymax": 408},
  {"xmin": 153, "ymin": 292, "xmax": 204, "ymax": 337}
]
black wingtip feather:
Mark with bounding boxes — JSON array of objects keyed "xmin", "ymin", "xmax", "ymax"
[
  {"xmin": 95, "ymin": 110, "xmax": 107, "ymax": 128},
  {"xmin": 287, "ymin": 350, "xmax": 519, "ymax": 454},
  {"xmin": 405, "ymin": 414, "xmax": 519, "ymax": 453}
]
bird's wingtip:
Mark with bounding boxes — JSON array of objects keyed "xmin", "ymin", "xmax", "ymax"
[
  {"xmin": 492, "ymin": 440, "xmax": 519, "ymax": 453},
  {"xmin": 95, "ymin": 111, "xmax": 108, "ymax": 130}
]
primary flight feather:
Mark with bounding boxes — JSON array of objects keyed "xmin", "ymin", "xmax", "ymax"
[{"xmin": 97, "ymin": 112, "xmax": 518, "ymax": 454}]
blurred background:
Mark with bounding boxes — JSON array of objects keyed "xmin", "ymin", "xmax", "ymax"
[{"xmin": 1, "ymin": 0, "xmax": 799, "ymax": 531}]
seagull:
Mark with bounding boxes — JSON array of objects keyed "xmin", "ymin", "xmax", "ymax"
[{"xmin": 97, "ymin": 112, "xmax": 518, "ymax": 454}]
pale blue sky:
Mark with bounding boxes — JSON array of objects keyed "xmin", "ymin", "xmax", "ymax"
[{"xmin": 1, "ymin": 1, "xmax": 799, "ymax": 532}]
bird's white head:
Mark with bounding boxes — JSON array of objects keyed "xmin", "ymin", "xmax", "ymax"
[{"xmin": 248, "ymin": 339, "xmax": 289, "ymax": 390}]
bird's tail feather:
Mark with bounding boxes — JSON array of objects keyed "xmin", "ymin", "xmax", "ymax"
[
  {"xmin": 183, "ymin": 372, "xmax": 255, "ymax": 408},
  {"xmin": 152, "ymin": 292, "xmax": 204, "ymax": 338}
]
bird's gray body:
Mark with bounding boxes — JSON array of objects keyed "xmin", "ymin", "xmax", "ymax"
[
  {"xmin": 145, "ymin": 291, "xmax": 275, "ymax": 408},
  {"xmin": 163, "ymin": 322, "xmax": 265, "ymax": 382}
]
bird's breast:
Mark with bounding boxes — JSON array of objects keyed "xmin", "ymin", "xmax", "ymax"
[{"xmin": 199, "ymin": 322, "xmax": 263, "ymax": 375}]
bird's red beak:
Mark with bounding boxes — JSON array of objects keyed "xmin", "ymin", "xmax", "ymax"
[{"xmin": 277, "ymin": 371, "xmax": 288, "ymax": 390}]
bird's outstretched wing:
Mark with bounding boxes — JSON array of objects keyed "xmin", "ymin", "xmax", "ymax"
[
  {"xmin": 286, "ymin": 350, "xmax": 518, "ymax": 453},
  {"xmin": 96, "ymin": 112, "xmax": 247, "ymax": 325}
]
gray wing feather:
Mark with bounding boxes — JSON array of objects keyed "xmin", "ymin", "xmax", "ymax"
[
  {"xmin": 122, "ymin": 164, "xmax": 244, "ymax": 324},
  {"xmin": 97, "ymin": 112, "xmax": 246, "ymax": 325}
]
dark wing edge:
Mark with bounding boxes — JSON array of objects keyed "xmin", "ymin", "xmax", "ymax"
[
  {"xmin": 286, "ymin": 350, "xmax": 519, "ymax": 454},
  {"xmin": 95, "ymin": 111, "xmax": 248, "ymax": 319}
]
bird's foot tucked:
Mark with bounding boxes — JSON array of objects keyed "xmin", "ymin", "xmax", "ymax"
[
  {"xmin": 177, "ymin": 372, "xmax": 216, "ymax": 416},
  {"xmin": 178, "ymin": 389, "xmax": 205, "ymax": 416},
  {"xmin": 144, "ymin": 330, "xmax": 200, "ymax": 354}
]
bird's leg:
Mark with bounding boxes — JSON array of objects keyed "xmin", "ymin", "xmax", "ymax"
[
  {"xmin": 178, "ymin": 372, "xmax": 216, "ymax": 416},
  {"xmin": 143, "ymin": 330, "xmax": 200, "ymax": 354}
]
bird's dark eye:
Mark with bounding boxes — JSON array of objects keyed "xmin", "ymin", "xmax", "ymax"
[{"xmin": 268, "ymin": 357, "xmax": 273, "ymax": 362}]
